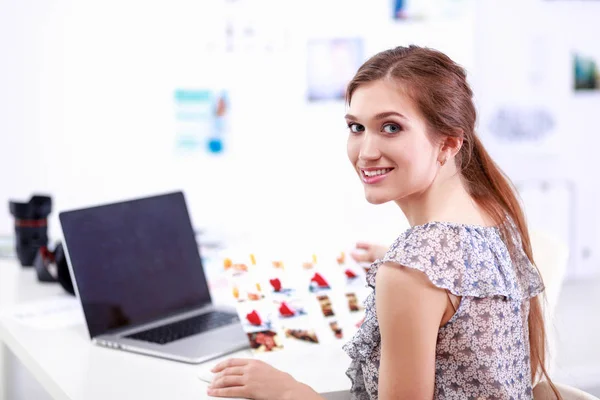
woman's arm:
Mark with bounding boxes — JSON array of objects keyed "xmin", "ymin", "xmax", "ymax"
[{"xmin": 375, "ymin": 262, "xmax": 448, "ymax": 400}]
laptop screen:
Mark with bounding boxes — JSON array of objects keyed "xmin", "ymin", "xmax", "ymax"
[{"xmin": 59, "ymin": 192, "xmax": 212, "ymax": 338}]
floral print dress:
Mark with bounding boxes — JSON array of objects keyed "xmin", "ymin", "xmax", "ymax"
[{"xmin": 343, "ymin": 222, "xmax": 544, "ymax": 400}]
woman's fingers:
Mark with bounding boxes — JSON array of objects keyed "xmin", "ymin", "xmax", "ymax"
[
  {"xmin": 211, "ymin": 358, "xmax": 249, "ymax": 373},
  {"xmin": 210, "ymin": 375, "xmax": 245, "ymax": 389},
  {"xmin": 355, "ymin": 242, "xmax": 372, "ymax": 250},
  {"xmin": 350, "ymin": 252, "xmax": 372, "ymax": 262},
  {"xmin": 353, "ymin": 242, "xmax": 376, "ymax": 262},
  {"xmin": 216, "ymin": 366, "xmax": 245, "ymax": 378},
  {"xmin": 207, "ymin": 385, "xmax": 247, "ymax": 398}
]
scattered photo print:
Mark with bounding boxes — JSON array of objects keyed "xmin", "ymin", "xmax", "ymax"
[
  {"xmin": 337, "ymin": 249, "xmax": 371, "ymax": 274},
  {"xmin": 302, "ymin": 261, "xmax": 315, "ymax": 270},
  {"xmin": 346, "ymin": 293, "xmax": 363, "ymax": 313},
  {"xmin": 317, "ymin": 294, "xmax": 335, "ymax": 317},
  {"xmin": 284, "ymin": 328, "xmax": 319, "ymax": 344},
  {"xmin": 237, "ymin": 301, "xmax": 275, "ymax": 333},
  {"xmin": 335, "ymin": 250, "xmax": 368, "ymax": 290},
  {"xmin": 231, "ymin": 279, "xmax": 265, "ymax": 302},
  {"xmin": 300, "ymin": 254, "xmax": 318, "ymax": 270},
  {"xmin": 223, "ymin": 258, "xmax": 249, "ymax": 276},
  {"xmin": 308, "ymin": 272, "xmax": 332, "ymax": 293},
  {"xmin": 281, "ymin": 313, "xmax": 319, "ymax": 344},
  {"xmin": 574, "ymin": 52, "xmax": 599, "ymax": 91},
  {"xmin": 343, "ymin": 266, "xmax": 363, "ymax": 286},
  {"xmin": 264, "ymin": 259, "xmax": 298, "ymax": 300},
  {"xmin": 329, "ymin": 321, "xmax": 343, "ymax": 339},
  {"xmin": 222, "ymin": 253, "xmax": 259, "ymax": 276},
  {"xmin": 274, "ymin": 298, "xmax": 308, "ymax": 320},
  {"xmin": 307, "ymin": 38, "xmax": 364, "ymax": 101},
  {"xmin": 247, "ymin": 330, "xmax": 284, "ymax": 353},
  {"xmin": 267, "ymin": 275, "xmax": 296, "ymax": 297}
]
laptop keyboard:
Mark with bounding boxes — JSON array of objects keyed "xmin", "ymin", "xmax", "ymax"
[{"xmin": 126, "ymin": 311, "xmax": 239, "ymax": 345}]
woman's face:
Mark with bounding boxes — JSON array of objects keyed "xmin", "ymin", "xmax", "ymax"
[{"xmin": 346, "ymin": 79, "xmax": 440, "ymax": 205}]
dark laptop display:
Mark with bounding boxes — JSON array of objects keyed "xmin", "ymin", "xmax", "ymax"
[{"xmin": 59, "ymin": 192, "xmax": 211, "ymax": 338}]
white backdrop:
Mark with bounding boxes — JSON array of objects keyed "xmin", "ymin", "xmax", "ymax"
[{"xmin": 0, "ymin": 0, "xmax": 597, "ymax": 277}]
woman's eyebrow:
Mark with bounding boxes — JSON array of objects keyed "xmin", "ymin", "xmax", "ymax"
[{"xmin": 344, "ymin": 111, "xmax": 407, "ymax": 121}]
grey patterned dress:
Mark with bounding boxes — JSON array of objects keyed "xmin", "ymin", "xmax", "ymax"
[{"xmin": 343, "ymin": 221, "xmax": 544, "ymax": 400}]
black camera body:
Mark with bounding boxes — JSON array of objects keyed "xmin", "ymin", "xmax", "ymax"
[{"xmin": 33, "ymin": 242, "xmax": 75, "ymax": 295}]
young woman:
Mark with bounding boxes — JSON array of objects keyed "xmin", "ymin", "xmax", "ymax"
[{"xmin": 207, "ymin": 45, "xmax": 559, "ymax": 399}]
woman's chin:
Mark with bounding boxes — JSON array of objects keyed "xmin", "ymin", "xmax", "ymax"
[{"xmin": 364, "ymin": 192, "xmax": 392, "ymax": 205}]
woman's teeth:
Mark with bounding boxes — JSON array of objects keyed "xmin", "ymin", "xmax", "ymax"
[{"xmin": 363, "ymin": 168, "xmax": 393, "ymax": 177}]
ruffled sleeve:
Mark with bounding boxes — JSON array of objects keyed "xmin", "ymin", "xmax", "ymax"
[{"xmin": 367, "ymin": 222, "xmax": 544, "ymax": 301}]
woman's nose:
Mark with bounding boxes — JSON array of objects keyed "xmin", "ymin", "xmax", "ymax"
[{"xmin": 358, "ymin": 134, "xmax": 381, "ymax": 161}]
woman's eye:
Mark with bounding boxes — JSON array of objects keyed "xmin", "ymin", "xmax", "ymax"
[
  {"xmin": 348, "ymin": 123, "xmax": 365, "ymax": 133},
  {"xmin": 382, "ymin": 124, "xmax": 401, "ymax": 134}
]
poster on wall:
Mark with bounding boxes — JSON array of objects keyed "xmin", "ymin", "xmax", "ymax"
[
  {"xmin": 486, "ymin": 105, "xmax": 556, "ymax": 145},
  {"xmin": 306, "ymin": 38, "xmax": 364, "ymax": 102},
  {"xmin": 173, "ymin": 89, "xmax": 230, "ymax": 155},
  {"xmin": 573, "ymin": 52, "xmax": 600, "ymax": 92},
  {"xmin": 392, "ymin": 0, "xmax": 471, "ymax": 21},
  {"xmin": 392, "ymin": 0, "xmax": 431, "ymax": 20}
]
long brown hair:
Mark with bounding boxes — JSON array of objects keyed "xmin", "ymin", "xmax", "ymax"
[{"xmin": 347, "ymin": 45, "xmax": 559, "ymax": 397}]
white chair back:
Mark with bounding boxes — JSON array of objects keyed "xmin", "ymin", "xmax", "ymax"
[
  {"xmin": 534, "ymin": 381, "xmax": 600, "ymax": 399},
  {"xmin": 529, "ymin": 229, "xmax": 569, "ymax": 376}
]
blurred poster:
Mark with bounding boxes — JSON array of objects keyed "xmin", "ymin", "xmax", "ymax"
[
  {"xmin": 392, "ymin": 0, "xmax": 439, "ymax": 20},
  {"xmin": 573, "ymin": 52, "xmax": 600, "ymax": 92},
  {"xmin": 393, "ymin": 0, "xmax": 427, "ymax": 20},
  {"xmin": 487, "ymin": 106, "xmax": 555, "ymax": 143},
  {"xmin": 306, "ymin": 38, "xmax": 364, "ymax": 102},
  {"xmin": 173, "ymin": 89, "xmax": 229, "ymax": 154}
]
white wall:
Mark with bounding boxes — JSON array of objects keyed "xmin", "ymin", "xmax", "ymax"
[
  {"xmin": 0, "ymin": 0, "xmax": 475, "ymax": 250},
  {"xmin": 0, "ymin": 0, "xmax": 598, "ymax": 276},
  {"xmin": 472, "ymin": 0, "xmax": 600, "ymax": 277}
]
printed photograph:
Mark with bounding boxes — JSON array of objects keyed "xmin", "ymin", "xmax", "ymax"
[
  {"xmin": 317, "ymin": 294, "xmax": 335, "ymax": 317},
  {"xmin": 574, "ymin": 52, "xmax": 600, "ymax": 91},
  {"xmin": 329, "ymin": 321, "xmax": 343, "ymax": 339},
  {"xmin": 346, "ymin": 293, "xmax": 363, "ymax": 313},
  {"xmin": 274, "ymin": 298, "xmax": 308, "ymax": 320},
  {"xmin": 308, "ymin": 272, "xmax": 332, "ymax": 293},
  {"xmin": 230, "ymin": 279, "xmax": 265, "ymax": 303},
  {"xmin": 237, "ymin": 301, "xmax": 276, "ymax": 333},
  {"xmin": 284, "ymin": 328, "xmax": 319, "ymax": 344},
  {"xmin": 247, "ymin": 330, "xmax": 284, "ymax": 353}
]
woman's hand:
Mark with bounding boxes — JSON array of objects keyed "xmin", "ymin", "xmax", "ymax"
[
  {"xmin": 351, "ymin": 242, "xmax": 388, "ymax": 264},
  {"xmin": 208, "ymin": 358, "xmax": 319, "ymax": 400}
]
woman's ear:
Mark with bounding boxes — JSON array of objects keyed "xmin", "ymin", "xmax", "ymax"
[{"xmin": 440, "ymin": 131, "xmax": 463, "ymax": 159}]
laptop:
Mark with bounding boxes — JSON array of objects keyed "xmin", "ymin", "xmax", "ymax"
[{"xmin": 59, "ymin": 191, "xmax": 249, "ymax": 363}]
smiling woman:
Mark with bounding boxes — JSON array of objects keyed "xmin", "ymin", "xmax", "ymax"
[{"xmin": 207, "ymin": 45, "xmax": 561, "ymax": 400}]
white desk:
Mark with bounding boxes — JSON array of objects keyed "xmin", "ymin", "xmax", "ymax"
[{"xmin": 0, "ymin": 260, "xmax": 351, "ymax": 400}]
